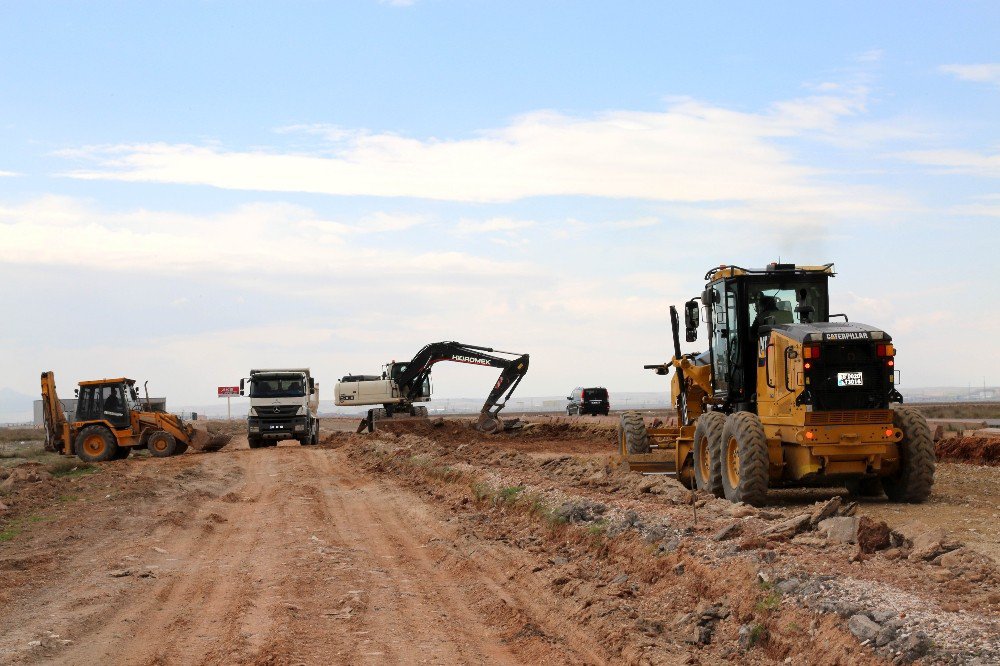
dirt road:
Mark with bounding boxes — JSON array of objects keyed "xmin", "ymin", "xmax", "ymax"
[
  {"xmin": 2, "ymin": 418, "xmax": 998, "ymax": 665},
  {"xmin": 0, "ymin": 438, "xmax": 609, "ymax": 665}
]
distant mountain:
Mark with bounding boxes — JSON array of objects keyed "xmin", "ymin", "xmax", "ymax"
[{"xmin": 0, "ymin": 387, "xmax": 35, "ymax": 413}]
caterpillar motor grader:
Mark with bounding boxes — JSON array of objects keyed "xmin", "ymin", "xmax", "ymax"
[
  {"xmin": 335, "ymin": 341, "xmax": 530, "ymax": 434},
  {"xmin": 40, "ymin": 372, "xmax": 230, "ymax": 462},
  {"xmin": 618, "ymin": 263, "xmax": 934, "ymax": 505}
]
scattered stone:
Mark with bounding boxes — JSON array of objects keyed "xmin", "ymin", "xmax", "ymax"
[
  {"xmin": 727, "ymin": 503, "xmax": 756, "ymax": 518},
  {"xmin": 856, "ymin": 516, "xmax": 891, "ymax": 553},
  {"xmin": 908, "ymin": 527, "xmax": 961, "ymax": 561},
  {"xmin": 0, "ymin": 500, "xmax": 9, "ymax": 514},
  {"xmin": 810, "ymin": 497, "xmax": 842, "ymax": 525},
  {"xmin": 839, "ymin": 501, "xmax": 859, "ymax": 517},
  {"xmin": 761, "ymin": 513, "xmax": 811, "ymax": 539},
  {"xmin": 790, "ymin": 534, "xmax": 827, "ymax": 547},
  {"xmin": 151, "ymin": 546, "xmax": 168, "ymax": 554},
  {"xmin": 818, "ymin": 516, "xmax": 858, "ymax": 544},
  {"xmin": 871, "ymin": 609, "xmax": 897, "ymax": 623},
  {"xmin": 552, "ymin": 556, "xmax": 569, "ymax": 566},
  {"xmin": 875, "ymin": 623, "xmax": 898, "ymax": 647},
  {"xmin": 896, "ymin": 632, "xmax": 932, "ymax": 662},
  {"xmin": 0, "ymin": 464, "xmax": 52, "ymax": 489},
  {"xmin": 776, "ymin": 578, "xmax": 801, "ymax": 594},
  {"xmin": 847, "ymin": 614, "xmax": 881, "ymax": 643},
  {"xmin": 712, "ymin": 522, "xmax": 741, "ymax": 542},
  {"xmin": 643, "ymin": 525, "xmax": 668, "ymax": 543},
  {"xmin": 108, "ymin": 569, "xmax": 132, "ymax": 578},
  {"xmin": 611, "ymin": 573, "xmax": 629, "ymax": 585}
]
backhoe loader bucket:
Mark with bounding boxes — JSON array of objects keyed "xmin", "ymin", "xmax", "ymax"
[{"xmin": 188, "ymin": 428, "xmax": 231, "ymax": 452}]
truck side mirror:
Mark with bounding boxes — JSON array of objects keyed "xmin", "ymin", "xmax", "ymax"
[
  {"xmin": 308, "ymin": 377, "xmax": 315, "ymax": 392},
  {"xmin": 684, "ymin": 299, "xmax": 700, "ymax": 342},
  {"xmin": 239, "ymin": 378, "xmax": 245, "ymax": 396}
]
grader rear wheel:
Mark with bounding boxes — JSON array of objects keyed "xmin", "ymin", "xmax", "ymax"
[
  {"xmin": 75, "ymin": 425, "xmax": 119, "ymax": 463},
  {"xmin": 882, "ymin": 406, "xmax": 935, "ymax": 503},
  {"xmin": 719, "ymin": 412, "xmax": 769, "ymax": 506},
  {"xmin": 619, "ymin": 412, "xmax": 650, "ymax": 455},
  {"xmin": 693, "ymin": 411, "xmax": 726, "ymax": 497}
]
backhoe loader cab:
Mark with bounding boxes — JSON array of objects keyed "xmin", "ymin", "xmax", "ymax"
[{"xmin": 619, "ymin": 263, "xmax": 934, "ymax": 506}]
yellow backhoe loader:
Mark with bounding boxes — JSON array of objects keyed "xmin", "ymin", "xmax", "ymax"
[
  {"xmin": 618, "ymin": 263, "xmax": 934, "ymax": 505},
  {"xmin": 40, "ymin": 372, "xmax": 229, "ymax": 462}
]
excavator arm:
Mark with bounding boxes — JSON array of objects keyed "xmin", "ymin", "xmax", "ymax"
[
  {"xmin": 40, "ymin": 371, "xmax": 71, "ymax": 454},
  {"xmin": 383, "ymin": 341, "xmax": 530, "ymax": 433}
]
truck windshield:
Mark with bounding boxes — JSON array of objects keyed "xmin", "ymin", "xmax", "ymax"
[{"xmin": 250, "ymin": 376, "xmax": 306, "ymax": 398}]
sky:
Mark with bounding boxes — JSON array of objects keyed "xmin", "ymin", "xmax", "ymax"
[{"xmin": 1, "ymin": 1, "xmax": 998, "ymax": 416}]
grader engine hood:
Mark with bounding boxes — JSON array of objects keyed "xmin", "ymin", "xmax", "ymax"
[{"xmin": 767, "ymin": 322, "xmax": 898, "ymax": 411}]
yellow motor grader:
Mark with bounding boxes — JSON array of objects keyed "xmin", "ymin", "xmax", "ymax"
[
  {"xmin": 618, "ymin": 263, "xmax": 934, "ymax": 505},
  {"xmin": 40, "ymin": 371, "xmax": 229, "ymax": 462}
]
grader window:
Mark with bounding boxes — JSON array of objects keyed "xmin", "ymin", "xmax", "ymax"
[{"xmin": 748, "ymin": 283, "xmax": 826, "ymax": 327}]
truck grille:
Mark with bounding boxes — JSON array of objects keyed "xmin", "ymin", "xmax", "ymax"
[
  {"xmin": 256, "ymin": 405, "xmax": 300, "ymax": 418},
  {"xmin": 805, "ymin": 410, "xmax": 892, "ymax": 425}
]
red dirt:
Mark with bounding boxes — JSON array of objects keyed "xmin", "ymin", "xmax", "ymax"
[{"xmin": 935, "ymin": 436, "xmax": 1000, "ymax": 466}]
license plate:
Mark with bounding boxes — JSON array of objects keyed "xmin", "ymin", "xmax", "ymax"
[{"xmin": 837, "ymin": 371, "xmax": 864, "ymax": 387}]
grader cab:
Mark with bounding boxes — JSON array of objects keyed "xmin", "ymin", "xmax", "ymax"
[
  {"xmin": 40, "ymin": 372, "xmax": 229, "ymax": 462},
  {"xmin": 618, "ymin": 263, "xmax": 934, "ymax": 505}
]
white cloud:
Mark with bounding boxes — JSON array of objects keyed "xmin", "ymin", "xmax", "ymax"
[
  {"xmin": 939, "ymin": 63, "xmax": 1000, "ymax": 87},
  {"xmin": 0, "ymin": 170, "xmax": 19, "ymax": 177},
  {"xmin": 896, "ymin": 149, "xmax": 1000, "ymax": 178},
  {"xmin": 455, "ymin": 217, "xmax": 536, "ymax": 234},
  {"xmin": 56, "ymin": 91, "xmax": 884, "ymax": 215},
  {"xmin": 609, "ymin": 216, "xmax": 660, "ymax": 229}
]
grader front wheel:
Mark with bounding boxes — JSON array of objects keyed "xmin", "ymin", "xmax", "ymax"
[
  {"xmin": 693, "ymin": 411, "xmax": 726, "ymax": 497},
  {"xmin": 619, "ymin": 412, "xmax": 650, "ymax": 455},
  {"xmin": 719, "ymin": 412, "xmax": 769, "ymax": 506}
]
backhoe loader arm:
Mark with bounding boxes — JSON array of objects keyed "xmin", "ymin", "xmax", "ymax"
[{"xmin": 40, "ymin": 371, "xmax": 71, "ymax": 454}]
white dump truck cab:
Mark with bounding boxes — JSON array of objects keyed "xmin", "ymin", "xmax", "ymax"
[{"xmin": 241, "ymin": 368, "xmax": 319, "ymax": 448}]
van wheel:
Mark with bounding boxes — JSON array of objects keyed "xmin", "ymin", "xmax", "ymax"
[
  {"xmin": 75, "ymin": 426, "xmax": 119, "ymax": 462},
  {"xmin": 147, "ymin": 431, "xmax": 179, "ymax": 458},
  {"xmin": 619, "ymin": 412, "xmax": 650, "ymax": 455},
  {"xmin": 719, "ymin": 413, "xmax": 769, "ymax": 506},
  {"xmin": 882, "ymin": 406, "xmax": 935, "ymax": 503},
  {"xmin": 693, "ymin": 412, "xmax": 726, "ymax": 497}
]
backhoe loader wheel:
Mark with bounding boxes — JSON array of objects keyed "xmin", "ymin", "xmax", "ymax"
[
  {"xmin": 75, "ymin": 426, "xmax": 119, "ymax": 463},
  {"xmin": 719, "ymin": 412, "xmax": 769, "ymax": 506},
  {"xmin": 882, "ymin": 406, "xmax": 935, "ymax": 503},
  {"xmin": 619, "ymin": 412, "xmax": 650, "ymax": 455},
  {"xmin": 693, "ymin": 411, "xmax": 726, "ymax": 497},
  {"xmin": 147, "ymin": 431, "xmax": 179, "ymax": 458}
]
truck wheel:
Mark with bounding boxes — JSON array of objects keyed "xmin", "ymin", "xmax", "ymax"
[
  {"xmin": 248, "ymin": 436, "xmax": 264, "ymax": 449},
  {"xmin": 882, "ymin": 406, "xmax": 935, "ymax": 503},
  {"xmin": 75, "ymin": 425, "xmax": 119, "ymax": 463},
  {"xmin": 147, "ymin": 431, "xmax": 179, "ymax": 458},
  {"xmin": 693, "ymin": 411, "xmax": 726, "ymax": 497},
  {"xmin": 720, "ymin": 412, "xmax": 769, "ymax": 506},
  {"xmin": 619, "ymin": 412, "xmax": 650, "ymax": 455}
]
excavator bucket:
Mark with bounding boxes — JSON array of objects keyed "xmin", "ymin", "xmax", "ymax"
[
  {"xmin": 475, "ymin": 413, "xmax": 525, "ymax": 434},
  {"xmin": 188, "ymin": 428, "xmax": 232, "ymax": 452}
]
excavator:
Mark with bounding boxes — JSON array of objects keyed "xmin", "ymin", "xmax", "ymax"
[
  {"xmin": 40, "ymin": 372, "xmax": 230, "ymax": 462},
  {"xmin": 335, "ymin": 342, "xmax": 530, "ymax": 433}
]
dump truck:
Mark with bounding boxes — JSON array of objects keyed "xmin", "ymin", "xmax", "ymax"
[
  {"xmin": 617, "ymin": 263, "xmax": 934, "ymax": 505},
  {"xmin": 240, "ymin": 368, "xmax": 319, "ymax": 448},
  {"xmin": 40, "ymin": 372, "xmax": 229, "ymax": 462},
  {"xmin": 335, "ymin": 341, "xmax": 530, "ymax": 433}
]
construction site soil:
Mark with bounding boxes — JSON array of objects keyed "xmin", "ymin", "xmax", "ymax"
[{"xmin": 1, "ymin": 416, "xmax": 998, "ymax": 665}]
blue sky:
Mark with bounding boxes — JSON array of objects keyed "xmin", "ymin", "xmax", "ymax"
[{"xmin": 1, "ymin": 2, "xmax": 998, "ymax": 413}]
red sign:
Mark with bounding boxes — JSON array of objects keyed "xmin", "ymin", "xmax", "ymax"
[{"xmin": 218, "ymin": 386, "xmax": 240, "ymax": 397}]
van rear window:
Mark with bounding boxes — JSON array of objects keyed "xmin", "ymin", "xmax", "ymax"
[{"xmin": 583, "ymin": 388, "xmax": 608, "ymax": 400}]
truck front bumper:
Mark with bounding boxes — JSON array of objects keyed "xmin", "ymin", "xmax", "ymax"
[{"xmin": 248, "ymin": 416, "xmax": 308, "ymax": 439}]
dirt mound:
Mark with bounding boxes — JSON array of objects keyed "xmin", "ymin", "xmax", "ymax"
[
  {"xmin": 373, "ymin": 417, "xmax": 616, "ymax": 454},
  {"xmin": 935, "ymin": 436, "xmax": 1000, "ymax": 466},
  {"xmin": 0, "ymin": 463, "xmax": 52, "ymax": 490}
]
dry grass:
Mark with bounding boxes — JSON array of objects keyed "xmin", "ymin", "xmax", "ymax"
[
  {"xmin": 0, "ymin": 427, "xmax": 45, "ymax": 444},
  {"xmin": 913, "ymin": 402, "xmax": 1000, "ymax": 419}
]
